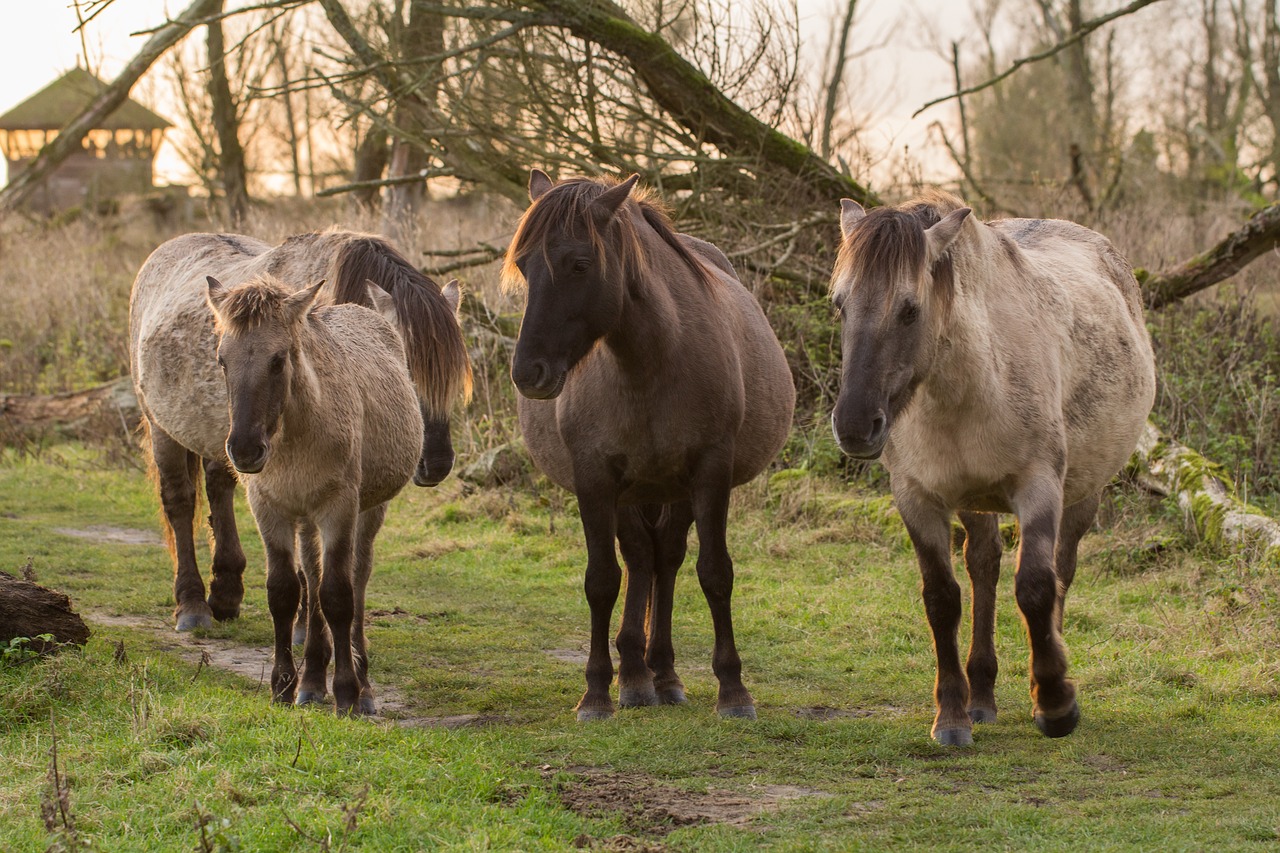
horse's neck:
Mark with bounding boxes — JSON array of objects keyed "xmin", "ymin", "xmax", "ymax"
[
  {"xmin": 920, "ymin": 253, "xmax": 1002, "ymax": 409},
  {"xmin": 602, "ymin": 233, "xmax": 687, "ymax": 373},
  {"xmin": 281, "ymin": 335, "xmax": 328, "ymax": 441}
]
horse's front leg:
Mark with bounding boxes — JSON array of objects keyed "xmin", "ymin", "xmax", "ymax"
[
  {"xmin": 1012, "ymin": 475, "xmax": 1078, "ymax": 738},
  {"xmin": 895, "ymin": 477, "xmax": 970, "ymax": 745},
  {"xmin": 351, "ymin": 503, "xmax": 388, "ymax": 716},
  {"xmin": 616, "ymin": 505, "xmax": 659, "ymax": 707},
  {"xmin": 204, "ymin": 456, "xmax": 246, "ymax": 622},
  {"xmin": 295, "ymin": 520, "xmax": 331, "ymax": 707},
  {"xmin": 691, "ymin": 450, "xmax": 753, "ymax": 719},
  {"xmin": 253, "ymin": 505, "xmax": 302, "ymax": 704},
  {"xmin": 574, "ymin": 471, "xmax": 621, "ymax": 721},
  {"xmin": 316, "ymin": 498, "xmax": 361, "ymax": 716},
  {"xmin": 147, "ymin": 422, "xmax": 213, "ymax": 632},
  {"xmin": 959, "ymin": 511, "xmax": 1001, "ymax": 725},
  {"xmin": 648, "ymin": 501, "xmax": 693, "ymax": 705}
]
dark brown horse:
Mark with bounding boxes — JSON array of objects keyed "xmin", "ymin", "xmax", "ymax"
[
  {"xmin": 505, "ymin": 170, "xmax": 794, "ymax": 720},
  {"xmin": 830, "ymin": 191, "xmax": 1155, "ymax": 745},
  {"xmin": 130, "ymin": 231, "xmax": 472, "ymax": 631}
]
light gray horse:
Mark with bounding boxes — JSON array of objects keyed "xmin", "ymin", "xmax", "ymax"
[
  {"xmin": 830, "ymin": 190, "xmax": 1155, "ymax": 745},
  {"xmin": 129, "ymin": 231, "xmax": 470, "ymax": 631},
  {"xmin": 207, "ymin": 274, "xmax": 421, "ymax": 715}
]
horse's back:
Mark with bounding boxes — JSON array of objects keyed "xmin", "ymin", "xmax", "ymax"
[{"xmin": 992, "ymin": 217, "xmax": 1155, "ymax": 502}]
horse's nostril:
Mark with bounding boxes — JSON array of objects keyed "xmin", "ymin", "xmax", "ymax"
[
  {"xmin": 867, "ymin": 411, "xmax": 887, "ymax": 444},
  {"xmin": 531, "ymin": 359, "xmax": 550, "ymax": 389}
]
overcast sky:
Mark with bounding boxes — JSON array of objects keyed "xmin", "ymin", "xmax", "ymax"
[{"xmin": 0, "ymin": 1, "xmax": 979, "ymax": 186}]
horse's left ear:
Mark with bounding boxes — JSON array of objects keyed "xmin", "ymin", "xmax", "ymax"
[
  {"xmin": 441, "ymin": 279, "xmax": 462, "ymax": 317},
  {"xmin": 590, "ymin": 173, "xmax": 640, "ymax": 223},
  {"xmin": 285, "ymin": 280, "xmax": 325, "ymax": 323},
  {"xmin": 924, "ymin": 208, "xmax": 972, "ymax": 266},
  {"xmin": 364, "ymin": 280, "xmax": 397, "ymax": 325}
]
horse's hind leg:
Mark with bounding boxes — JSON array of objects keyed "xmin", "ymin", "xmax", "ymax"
[
  {"xmin": 1011, "ymin": 475, "xmax": 1078, "ymax": 738},
  {"xmin": 147, "ymin": 421, "xmax": 213, "ymax": 632},
  {"xmin": 1055, "ymin": 493, "xmax": 1100, "ymax": 633},
  {"xmin": 960, "ymin": 512, "xmax": 1001, "ymax": 725},
  {"xmin": 896, "ymin": 478, "xmax": 971, "ymax": 745},
  {"xmin": 691, "ymin": 454, "xmax": 754, "ymax": 719},
  {"xmin": 648, "ymin": 502, "xmax": 693, "ymax": 705},
  {"xmin": 295, "ymin": 520, "xmax": 331, "ymax": 706},
  {"xmin": 203, "ymin": 457, "xmax": 246, "ymax": 622},
  {"xmin": 350, "ymin": 503, "xmax": 387, "ymax": 716},
  {"xmin": 616, "ymin": 505, "xmax": 659, "ymax": 707}
]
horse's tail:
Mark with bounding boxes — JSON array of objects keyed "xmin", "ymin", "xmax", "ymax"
[{"xmin": 329, "ymin": 235, "xmax": 473, "ymax": 419}]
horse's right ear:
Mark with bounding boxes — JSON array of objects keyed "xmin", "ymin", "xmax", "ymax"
[
  {"xmin": 205, "ymin": 276, "xmax": 228, "ymax": 318},
  {"xmin": 839, "ymin": 199, "xmax": 866, "ymax": 238},
  {"xmin": 924, "ymin": 208, "xmax": 972, "ymax": 267},
  {"xmin": 529, "ymin": 169, "xmax": 554, "ymax": 201},
  {"xmin": 364, "ymin": 280, "xmax": 397, "ymax": 325},
  {"xmin": 590, "ymin": 173, "xmax": 639, "ymax": 223}
]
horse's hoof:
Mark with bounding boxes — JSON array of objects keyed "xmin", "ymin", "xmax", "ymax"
[
  {"xmin": 657, "ymin": 687, "xmax": 688, "ymax": 706},
  {"xmin": 295, "ymin": 690, "xmax": 327, "ymax": 707},
  {"xmin": 718, "ymin": 704, "xmax": 757, "ymax": 720},
  {"xmin": 1034, "ymin": 701, "xmax": 1080, "ymax": 738},
  {"xmin": 209, "ymin": 603, "xmax": 240, "ymax": 622},
  {"xmin": 969, "ymin": 707, "xmax": 997, "ymax": 724},
  {"xmin": 619, "ymin": 685, "xmax": 659, "ymax": 707},
  {"xmin": 933, "ymin": 726, "xmax": 974, "ymax": 747},
  {"xmin": 175, "ymin": 609, "xmax": 214, "ymax": 632},
  {"xmin": 576, "ymin": 705, "xmax": 615, "ymax": 722},
  {"xmin": 291, "ymin": 624, "xmax": 307, "ymax": 646}
]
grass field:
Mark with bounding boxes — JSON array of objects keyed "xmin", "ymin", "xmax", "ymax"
[{"xmin": 2, "ymin": 444, "xmax": 1279, "ymax": 850}]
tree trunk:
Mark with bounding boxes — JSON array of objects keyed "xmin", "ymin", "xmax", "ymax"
[
  {"xmin": 0, "ymin": 0, "xmax": 221, "ymax": 215},
  {"xmin": 0, "ymin": 377, "xmax": 140, "ymax": 440},
  {"xmin": 351, "ymin": 124, "xmax": 391, "ymax": 211},
  {"xmin": 0, "ymin": 570, "xmax": 91, "ymax": 649},
  {"xmin": 207, "ymin": 0, "xmax": 250, "ymax": 224}
]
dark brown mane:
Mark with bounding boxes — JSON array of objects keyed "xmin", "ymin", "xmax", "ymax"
[
  {"xmin": 832, "ymin": 191, "xmax": 962, "ymax": 316},
  {"xmin": 501, "ymin": 175, "xmax": 715, "ymax": 292},
  {"xmin": 329, "ymin": 234, "xmax": 473, "ymax": 418},
  {"xmin": 213, "ymin": 275, "xmax": 293, "ymax": 334}
]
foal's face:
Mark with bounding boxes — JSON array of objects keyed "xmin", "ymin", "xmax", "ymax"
[
  {"xmin": 830, "ymin": 202, "xmax": 970, "ymax": 459},
  {"xmin": 208, "ymin": 279, "xmax": 320, "ymax": 474}
]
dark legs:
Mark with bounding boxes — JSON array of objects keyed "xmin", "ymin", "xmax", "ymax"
[
  {"xmin": 351, "ymin": 504, "xmax": 387, "ymax": 716},
  {"xmin": 203, "ymin": 458, "xmax": 246, "ymax": 621},
  {"xmin": 1012, "ymin": 480, "xmax": 1079, "ymax": 739},
  {"xmin": 896, "ymin": 481, "xmax": 971, "ymax": 745},
  {"xmin": 574, "ymin": 479, "xmax": 622, "ymax": 721},
  {"xmin": 258, "ymin": 515, "xmax": 302, "ymax": 705},
  {"xmin": 295, "ymin": 521, "xmax": 330, "ymax": 706},
  {"xmin": 147, "ymin": 421, "xmax": 213, "ymax": 632},
  {"xmin": 615, "ymin": 504, "xmax": 693, "ymax": 708},
  {"xmin": 960, "ymin": 511, "xmax": 1002, "ymax": 724},
  {"xmin": 691, "ymin": 456, "xmax": 754, "ymax": 719}
]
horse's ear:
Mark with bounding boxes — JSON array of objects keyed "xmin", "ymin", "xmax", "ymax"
[
  {"xmin": 529, "ymin": 168, "xmax": 554, "ymax": 201},
  {"xmin": 441, "ymin": 279, "xmax": 462, "ymax": 317},
  {"xmin": 364, "ymin": 280, "xmax": 397, "ymax": 325},
  {"xmin": 285, "ymin": 280, "xmax": 325, "ymax": 323},
  {"xmin": 839, "ymin": 199, "xmax": 866, "ymax": 238},
  {"xmin": 924, "ymin": 208, "xmax": 972, "ymax": 266},
  {"xmin": 206, "ymin": 275, "xmax": 226, "ymax": 307},
  {"xmin": 590, "ymin": 173, "xmax": 639, "ymax": 223}
]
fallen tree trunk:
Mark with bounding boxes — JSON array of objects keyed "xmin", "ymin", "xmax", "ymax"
[
  {"xmin": 0, "ymin": 569, "xmax": 91, "ymax": 649},
  {"xmin": 1130, "ymin": 421, "xmax": 1280, "ymax": 560},
  {"xmin": 0, "ymin": 376, "xmax": 140, "ymax": 440}
]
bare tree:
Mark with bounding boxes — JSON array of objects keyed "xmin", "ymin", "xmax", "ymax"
[{"xmin": 208, "ymin": 0, "xmax": 251, "ymax": 222}]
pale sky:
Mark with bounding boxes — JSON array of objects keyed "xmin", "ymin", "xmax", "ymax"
[{"xmin": 0, "ymin": 0, "xmax": 978, "ymax": 187}]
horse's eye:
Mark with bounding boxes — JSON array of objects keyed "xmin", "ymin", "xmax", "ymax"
[
  {"xmin": 832, "ymin": 292, "xmax": 846, "ymax": 315},
  {"xmin": 572, "ymin": 257, "xmax": 591, "ymax": 273},
  {"xmin": 900, "ymin": 302, "xmax": 920, "ymax": 326},
  {"xmin": 216, "ymin": 355, "xmax": 226, "ymax": 370},
  {"xmin": 269, "ymin": 354, "xmax": 286, "ymax": 374}
]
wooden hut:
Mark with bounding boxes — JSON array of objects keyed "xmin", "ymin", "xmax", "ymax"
[{"xmin": 0, "ymin": 66, "xmax": 171, "ymax": 213}]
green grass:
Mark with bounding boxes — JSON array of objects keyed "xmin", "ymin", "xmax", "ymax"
[{"xmin": 2, "ymin": 445, "xmax": 1279, "ymax": 850}]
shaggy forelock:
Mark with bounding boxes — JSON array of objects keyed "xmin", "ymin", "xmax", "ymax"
[{"xmin": 213, "ymin": 275, "xmax": 293, "ymax": 333}]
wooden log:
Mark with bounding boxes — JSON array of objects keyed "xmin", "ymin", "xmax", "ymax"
[
  {"xmin": 0, "ymin": 569, "xmax": 91, "ymax": 649},
  {"xmin": 1131, "ymin": 421, "xmax": 1280, "ymax": 560},
  {"xmin": 0, "ymin": 376, "xmax": 140, "ymax": 440}
]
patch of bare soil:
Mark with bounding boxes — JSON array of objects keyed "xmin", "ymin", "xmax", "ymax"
[
  {"xmin": 555, "ymin": 767, "xmax": 830, "ymax": 837},
  {"xmin": 54, "ymin": 526, "xmax": 162, "ymax": 546},
  {"xmin": 544, "ymin": 646, "xmax": 589, "ymax": 665},
  {"xmin": 792, "ymin": 705, "xmax": 907, "ymax": 720},
  {"xmin": 84, "ymin": 610, "xmax": 488, "ymax": 728}
]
